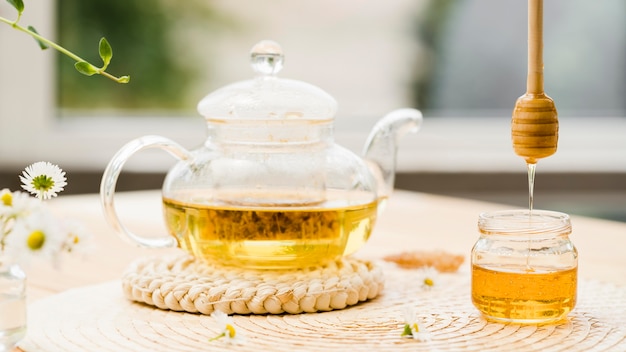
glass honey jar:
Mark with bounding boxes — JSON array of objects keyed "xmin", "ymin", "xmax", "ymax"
[{"xmin": 471, "ymin": 209, "xmax": 578, "ymax": 324}]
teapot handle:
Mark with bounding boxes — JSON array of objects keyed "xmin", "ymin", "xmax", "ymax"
[{"xmin": 100, "ymin": 135, "xmax": 192, "ymax": 249}]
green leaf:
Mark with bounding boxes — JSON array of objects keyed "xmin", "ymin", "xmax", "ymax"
[
  {"xmin": 6, "ymin": 0, "xmax": 24, "ymax": 14},
  {"xmin": 117, "ymin": 75, "xmax": 131, "ymax": 84},
  {"xmin": 27, "ymin": 26, "xmax": 49, "ymax": 50},
  {"xmin": 74, "ymin": 62, "xmax": 99, "ymax": 76},
  {"xmin": 98, "ymin": 37, "xmax": 112, "ymax": 69}
]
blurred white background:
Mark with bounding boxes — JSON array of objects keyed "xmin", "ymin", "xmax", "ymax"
[{"xmin": 1, "ymin": 0, "xmax": 625, "ymax": 220}]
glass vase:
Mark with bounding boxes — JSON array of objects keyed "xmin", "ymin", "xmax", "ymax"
[{"xmin": 0, "ymin": 257, "xmax": 27, "ymax": 352}]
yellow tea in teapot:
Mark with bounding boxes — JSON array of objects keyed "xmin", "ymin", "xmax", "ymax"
[{"xmin": 163, "ymin": 190, "xmax": 377, "ymax": 269}]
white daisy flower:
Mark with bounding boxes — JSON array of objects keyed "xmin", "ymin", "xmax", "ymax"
[
  {"xmin": 417, "ymin": 266, "xmax": 439, "ymax": 290},
  {"xmin": 61, "ymin": 219, "xmax": 95, "ymax": 256},
  {"xmin": 401, "ymin": 306, "xmax": 432, "ymax": 342},
  {"xmin": 20, "ymin": 162, "xmax": 67, "ymax": 200},
  {"xmin": 0, "ymin": 189, "xmax": 42, "ymax": 219},
  {"xmin": 6, "ymin": 209, "xmax": 64, "ymax": 266},
  {"xmin": 209, "ymin": 310, "xmax": 245, "ymax": 345},
  {"xmin": 2, "ymin": 163, "xmax": 92, "ymax": 269},
  {"xmin": 1, "ymin": 190, "xmax": 42, "ymax": 247}
]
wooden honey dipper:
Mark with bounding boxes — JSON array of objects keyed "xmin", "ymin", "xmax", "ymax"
[{"xmin": 511, "ymin": 0, "xmax": 558, "ymax": 164}]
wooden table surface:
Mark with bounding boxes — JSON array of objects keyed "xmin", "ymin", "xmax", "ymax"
[
  {"xmin": 13, "ymin": 189, "xmax": 626, "ymax": 351},
  {"xmin": 25, "ymin": 189, "xmax": 626, "ymax": 304}
]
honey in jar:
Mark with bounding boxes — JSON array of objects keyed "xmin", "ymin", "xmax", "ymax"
[{"xmin": 471, "ymin": 209, "xmax": 577, "ymax": 324}]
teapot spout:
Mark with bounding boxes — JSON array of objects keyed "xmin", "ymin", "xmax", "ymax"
[{"xmin": 362, "ymin": 108, "xmax": 422, "ymax": 200}]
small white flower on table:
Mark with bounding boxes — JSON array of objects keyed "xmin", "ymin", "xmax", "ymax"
[
  {"xmin": 209, "ymin": 310, "xmax": 246, "ymax": 345},
  {"xmin": 401, "ymin": 306, "xmax": 432, "ymax": 342},
  {"xmin": 417, "ymin": 266, "xmax": 439, "ymax": 290}
]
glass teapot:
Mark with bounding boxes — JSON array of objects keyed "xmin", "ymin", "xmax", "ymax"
[{"xmin": 100, "ymin": 40, "xmax": 422, "ymax": 269}]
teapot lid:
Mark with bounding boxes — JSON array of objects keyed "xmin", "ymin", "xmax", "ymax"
[{"xmin": 197, "ymin": 40, "xmax": 338, "ymax": 121}]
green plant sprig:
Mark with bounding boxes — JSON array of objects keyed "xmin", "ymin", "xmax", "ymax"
[{"xmin": 1, "ymin": 0, "xmax": 130, "ymax": 83}]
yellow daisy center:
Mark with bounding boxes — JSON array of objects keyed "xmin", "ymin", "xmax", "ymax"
[
  {"xmin": 27, "ymin": 230, "xmax": 46, "ymax": 250},
  {"xmin": 1, "ymin": 192, "xmax": 12, "ymax": 206},
  {"xmin": 424, "ymin": 278, "xmax": 434, "ymax": 287},
  {"xmin": 225, "ymin": 324, "xmax": 236, "ymax": 338}
]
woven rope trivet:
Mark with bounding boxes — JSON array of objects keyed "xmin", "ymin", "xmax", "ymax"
[
  {"xmin": 20, "ymin": 263, "xmax": 626, "ymax": 352},
  {"xmin": 121, "ymin": 255, "xmax": 385, "ymax": 315}
]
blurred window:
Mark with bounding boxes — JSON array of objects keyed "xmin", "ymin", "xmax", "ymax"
[{"xmin": 1, "ymin": 0, "xmax": 624, "ymax": 172}]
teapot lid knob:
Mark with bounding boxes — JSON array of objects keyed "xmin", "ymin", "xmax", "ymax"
[
  {"xmin": 198, "ymin": 40, "xmax": 337, "ymax": 120},
  {"xmin": 250, "ymin": 40, "xmax": 284, "ymax": 76}
]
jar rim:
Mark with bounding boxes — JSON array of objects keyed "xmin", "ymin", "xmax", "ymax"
[{"xmin": 478, "ymin": 209, "xmax": 571, "ymax": 236}]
